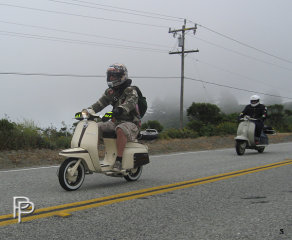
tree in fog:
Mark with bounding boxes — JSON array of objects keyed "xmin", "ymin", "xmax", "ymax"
[
  {"xmin": 263, "ymin": 91, "xmax": 283, "ymax": 106},
  {"xmin": 217, "ymin": 90, "xmax": 241, "ymax": 114}
]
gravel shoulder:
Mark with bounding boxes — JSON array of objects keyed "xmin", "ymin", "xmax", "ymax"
[{"xmin": 1, "ymin": 133, "xmax": 292, "ymax": 170}]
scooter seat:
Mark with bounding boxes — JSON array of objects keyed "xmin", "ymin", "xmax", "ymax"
[
  {"xmin": 103, "ymin": 130, "xmax": 117, "ymax": 138},
  {"xmin": 102, "ymin": 130, "xmax": 139, "ymax": 142}
]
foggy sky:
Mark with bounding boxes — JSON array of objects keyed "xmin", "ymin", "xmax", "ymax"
[{"xmin": 0, "ymin": 0, "xmax": 292, "ymax": 128}]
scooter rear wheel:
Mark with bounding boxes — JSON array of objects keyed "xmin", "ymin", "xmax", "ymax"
[
  {"xmin": 58, "ymin": 158, "xmax": 85, "ymax": 191},
  {"xmin": 124, "ymin": 166, "xmax": 143, "ymax": 181},
  {"xmin": 236, "ymin": 141, "xmax": 246, "ymax": 155},
  {"xmin": 257, "ymin": 147, "xmax": 265, "ymax": 153}
]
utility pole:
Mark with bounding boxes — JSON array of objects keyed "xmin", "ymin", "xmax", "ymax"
[{"xmin": 169, "ymin": 19, "xmax": 199, "ymax": 129}]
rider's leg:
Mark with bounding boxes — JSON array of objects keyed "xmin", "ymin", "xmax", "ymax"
[
  {"xmin": 98, "ymin": 121, "xmax": 115, "ymax": 141},
  {"xmin": 116, "ymin": 127, "xmax": 127, "ymax": 157},
  {"xmin": 112, "ymin": 128, "xmax": 127, "ymax": 171},
  {"xmin": 113, "ymin": 122, "xmax": 139, "ymax": 171},
  {"xmin": 254, "ymin": 120, "xmax": 264, "ymax": 143}
]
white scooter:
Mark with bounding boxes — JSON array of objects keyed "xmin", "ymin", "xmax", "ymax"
[
  {"xmin": 235, "ymin": 116, "xmax": 275, "ymax": 155},
  {"xmin": 58, "ymin": 110, "xmax": 149, "ymax": 191}
]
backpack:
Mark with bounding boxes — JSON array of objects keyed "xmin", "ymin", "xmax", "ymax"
[{"xmin": 133, "ymin": 86, "xmax": 147, "ymax": 118}]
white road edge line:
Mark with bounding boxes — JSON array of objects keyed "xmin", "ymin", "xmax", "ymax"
[{"xmin": 0, "ymin": 165, "xmax": 59, "ymax": 173}]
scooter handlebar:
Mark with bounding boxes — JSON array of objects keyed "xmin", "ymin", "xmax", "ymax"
[
  {"xmin": 240, "ymin": 116, "xmax": 258, "ymax": 121},
  {"xmin": 75, "ymin": 110, "xmax": 101, "ymax": 121}
]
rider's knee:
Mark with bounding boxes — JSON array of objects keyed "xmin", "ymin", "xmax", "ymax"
[{"xmin": 116, "ymin": 127, "xmax": 125, "ymax": 136}]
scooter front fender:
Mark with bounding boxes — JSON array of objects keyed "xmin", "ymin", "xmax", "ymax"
[
  {"xmin": 234, "ymin": 136, "xmax": 250, "ymax": 146},
  {"xmin": 59, "ymin": 147, "xmax": 99, "ymax": 172}
]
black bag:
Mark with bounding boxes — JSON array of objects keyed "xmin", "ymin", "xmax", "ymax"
[{"xmin": 133, "ymin": 86, "xmax": 147, "ymax": 118}]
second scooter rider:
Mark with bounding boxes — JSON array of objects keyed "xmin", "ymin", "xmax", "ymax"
[
  {"xmin": 238, "ymin": 95, "xmax": 267, "ymax": 144},
  {"xmin": 86, "ymin": 63, "xmax": 141, "ymax": 171}
]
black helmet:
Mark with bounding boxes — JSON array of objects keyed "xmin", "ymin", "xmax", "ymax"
[{"xmin": 106, "ymin": 63, "xmax": 128, "ymax": 88}]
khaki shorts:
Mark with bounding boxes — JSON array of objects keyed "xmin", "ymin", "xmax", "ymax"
[{"xmin": 98, "ymin": 121, "xmax": 139, "ymax": 142}]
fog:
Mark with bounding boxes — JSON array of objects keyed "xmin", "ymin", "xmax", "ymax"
[{"xmin": 0, "ymin": 0, "xmax": 292, "ymax": 128}]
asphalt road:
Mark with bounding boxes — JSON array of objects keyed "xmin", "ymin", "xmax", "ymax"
[{"xmin": 0, "ymin": 143, "xmax": 292, "ymax": 240}]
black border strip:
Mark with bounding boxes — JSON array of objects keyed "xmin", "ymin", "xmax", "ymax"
[
  {"xmin": 78, "ymin": 126, "xmax": 87, "ymax": 147},
  {"xmin": 60, "ymin": 150, "xmax": 88, "ymax": 154}
]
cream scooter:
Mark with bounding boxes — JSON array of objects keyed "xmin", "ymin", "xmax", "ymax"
[
  {"xmin": 58, "ymin": 110, "xmax": 149, "ymax": 191},
  {"xmin": 234, "ymin": 116, "xmax": 274, "ymax": 155}
]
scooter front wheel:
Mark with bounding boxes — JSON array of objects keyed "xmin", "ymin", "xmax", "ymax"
[
  {"xmin": 236, "ymin": 141, "xmax": 246, "ymax": 155},
  {"xmin": 58, "ymin": 158, "xmax": 85, "ymax": 191},
  {"xmin": 124, "ymin": 166, "xmax": 143, "ymax": 181}
]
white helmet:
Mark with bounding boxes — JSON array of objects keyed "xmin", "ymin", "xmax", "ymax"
[{"xmin": 250, "ymin": 95, "xmax": 260, "ymax": 107}]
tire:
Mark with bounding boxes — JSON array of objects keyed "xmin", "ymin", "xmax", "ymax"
[
  {"xmin": 236, "ymin": 141, "xmax": 246, "ymax": 155},
  {"xmin": 58, "ymin": 158, "xmax": 85, "ymax": 191},
  {"xmin": 257, "ymin": 147, "xmax": 265, "ymax": 153},
  {"xmin": 124, "ymin": 166, "xmax": 143, "ymax": 181}
]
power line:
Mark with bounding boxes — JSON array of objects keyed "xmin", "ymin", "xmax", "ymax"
[
  {"xmin": 188, "ymin": 57, "xmax": 281, "ymax": 90},
  {"xmin": 0, "ymin": 20, "xmax": 169, "ymax": 48},
  {"xmin": 194, "ymin": 22, "xmax": 292, "ymax": 65},
  {"xmin": 0, "ymin": 72, "xmax": 180, "ymax": 78},
  {"xmin": 47, "ymin": 0, "xmax": 182, "ymax": 22},
  {"xmin": 0, "ymin": 72, "xmax": 104, "ymax": 77},
  {"xmin": 185, "ymin": 76, "xmax": 292, "ymax": 100},
  {"xmin": 192, "ymin": 36, "xmax": 292, "ymax": 72},
  {"xmin": 41, "ymin": 0, "xmax": 292, "ymax": 68},
  {"xmin": 0, "ymin": 30, "xmax": 168, "ymax": 53},
  {"xmin": 65, "ymin": 0, "xmax": 184, "ymax": 21},
  {"xmin": 7, "ymin": 1, "xmax": 289, "ymax": 65},
  {"xmin": 0, "ymin": 70, "xmax": 290, "ymax": 100},
  {"xmin": 0, "ymin": 3, "xmax": 168, "ymax": 29}
]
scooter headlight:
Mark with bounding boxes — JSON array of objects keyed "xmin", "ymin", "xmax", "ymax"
[{"xmin": 81, "ymin": 110, "xmax": 89, "ymax": 119}]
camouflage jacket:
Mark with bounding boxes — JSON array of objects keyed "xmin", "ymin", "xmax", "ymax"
[{"xmin": 90, "ymin": 80, "xmax": 140, "ymax": 126}]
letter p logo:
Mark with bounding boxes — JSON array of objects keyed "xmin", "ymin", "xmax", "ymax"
[{"xmin": 13, "ymin": 196, "xmax": 35, "ymax": 223}]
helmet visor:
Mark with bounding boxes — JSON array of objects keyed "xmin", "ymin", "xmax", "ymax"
[
  {"xmin": 107, "ymin": 72, "xmax": 124, "ymax": 88},
  {"xmin": 251, "ymin": 100, "xmax": 259, "ymax": 104}
]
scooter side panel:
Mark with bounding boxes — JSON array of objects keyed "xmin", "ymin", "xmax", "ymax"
[
  {"xmin": 246, "ymin": 121, "xmax": 255, "ymax": 146},
  {"xmin": 102, "ymin": 139, "xmax": 148, "ymax": 170},
  {"xmin": 103, "ymin": 138, "xmax": 118, "ymax": 167},
  {"xmin": 123, "ymin": 143, "xmax": 148, "ymax": 169}
]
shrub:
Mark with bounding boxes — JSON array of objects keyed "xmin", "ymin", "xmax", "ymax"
[
  {"xmin": 160, "ymin": 128, "xmax": 199, "ymax": 139},
  {"xmin": 215, "ymin": 122, "xmax": 238, "ymax": 135},
  {"xmin": 0, "ymin": 118, "xmax": 15, "ymax": 131},
  {"xmin": 0, "ymin": 117, "xmax": 72, "ymax": 150},
  {"xmin": 187, "ymin": 120, "xmax": 216, "ymax": 136},
  {"xmin": 187, "ymin": 102, "xmax": 223, "ymax": 125}
]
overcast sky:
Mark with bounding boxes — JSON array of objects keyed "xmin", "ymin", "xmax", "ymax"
[{"xmin": 0, "ymin": 0, "xmax": 292, "ymax": 128}]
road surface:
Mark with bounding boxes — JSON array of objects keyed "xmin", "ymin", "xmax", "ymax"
[{"xmin": 0, "ymin": 143, "xmax": 292, "ymax": 239}]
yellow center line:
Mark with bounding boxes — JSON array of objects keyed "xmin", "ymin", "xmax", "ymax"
[{"xmin": 1, "ymin": 159, "xmax": 292, "ymax": 227}]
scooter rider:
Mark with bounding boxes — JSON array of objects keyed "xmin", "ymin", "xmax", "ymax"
[
  {"xmin": 238, "ymin": 95, "xmax": 267, "ymax": 144},
  {"xmin": 86, "ymin": 63, "xmax": 141, "ymax": 171}
]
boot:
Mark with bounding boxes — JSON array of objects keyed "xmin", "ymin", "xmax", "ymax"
[{"xmin": 112, "ymin": 157, "xmax": 122, "ymax": 171}]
